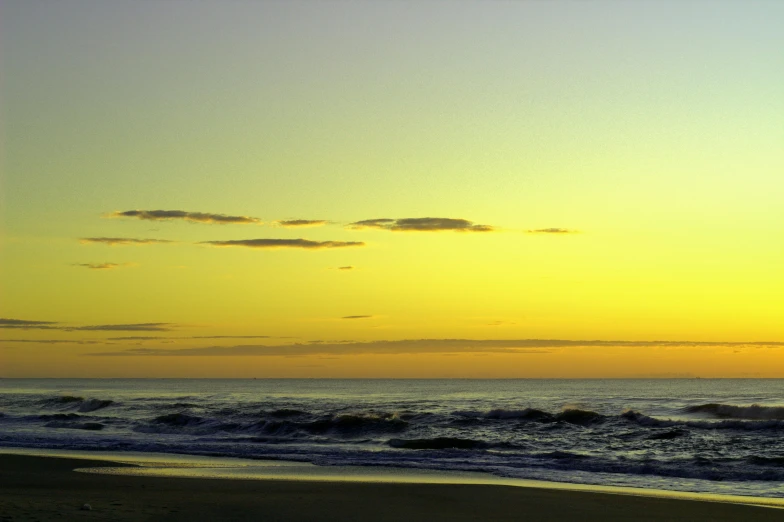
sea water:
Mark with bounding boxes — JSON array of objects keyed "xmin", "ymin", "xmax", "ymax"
[{"xmin": 1, "ymin": 379, "xmax": 783, "ymax": 498}]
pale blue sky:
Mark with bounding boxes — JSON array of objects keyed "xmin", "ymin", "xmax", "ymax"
[{"xmin": 4, "ymin": 0, "xmax": 782, "ymax": 236}]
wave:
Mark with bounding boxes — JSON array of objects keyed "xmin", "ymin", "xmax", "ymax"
[
  {"xmin": 555, "ymin": 409, "xmax": 605, "ymax": 425},
  {"xmin": 45, "ymin": 421, "xmax": 104, "ymax": 431},
  {"xmin": 78, "ymin": 399, "xmax": 114, "ymax": 413},
  {"xmin": 39, "ymin": 396, "xmax": 114, "ymax": 413},
  {"xmin": 622, "ymin": 410, "xmax": 784, "ymax": 430},
  {"xmin": 265, "ymin": 409, "xmax": 307, "ymax": 418},
  {"xmin": 38, "ymin": 413, "xmax": 83, "ymax": 421},
  {"xmin": 647, "ymin": 428, "xmax": 687, "ymax": 440},
  {"xmin": 135, "ymin": 411, "xmax": 408, "ymax": 438},
  {"xmin": 257, "ymin": 413, "xmax": 408, "ymax": 437},
  {"xmin": 42, "ymin": 395, "xmax": 84, "ymax": 405},
  {"xmin": 153, "ymin": 413, "xmax": 204, "ymax": 426},
  {"xmin": 683, "ymin": 403, "xmax": 784, "ymax": 420},
  {"xmin": 535, "ymin": 450, "xmax": 591, "ymax": 460},
  {"xmin": 389, "ymin": 437, "xmax": 486, "ymax": 450},
  {"xmin": 134, "ymin": 413, "xmax": 241, "ymax": 436},
  {"xmin": 485, "ymin": 408, "xmax": 554, "ymax": 421},
  {"xmin": 457, "ymin": 408, "xmax": 604, "ymax": 425},
  {"xmin": 747, "ymin": 456, "xmax": 784, "ymax": 467}
]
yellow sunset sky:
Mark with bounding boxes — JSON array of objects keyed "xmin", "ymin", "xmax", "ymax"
[{"xmin": 1, "ymin": 0, "xmax": 782, "ymax": 377}]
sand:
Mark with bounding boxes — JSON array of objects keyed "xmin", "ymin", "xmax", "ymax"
[{"xmin": 1, "ymin": 454, "xmax": 782, "ymax": 521}]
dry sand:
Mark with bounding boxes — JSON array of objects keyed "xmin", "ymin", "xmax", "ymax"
[{"xmin": 1, "ymin": 454, "xmax": 782, "ymax": 521}]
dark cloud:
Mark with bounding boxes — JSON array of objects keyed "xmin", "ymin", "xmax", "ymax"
[
  {"xmin": 92, "ymin": 348, "xmax": 162, "ymax": 355},
  {"xmin": 348, "ymin": 217, "xmax": 495, "ymax": 232},
  {"xmin": 73, "ymin": 263, "xmax": 127, "ymax": 270},
  {"xmin": 276, "ymin": 219, "xmax": 328, "ymax": 228},
  {"xmin": 201, "ymin": 239, "xmax": 364, "ymax": 249},
  {"xmin": 1, "ymin": 318, "xmax": 177, "ymax": 333},
  {"xmin": 80, "ymin": 237, "xmax": 173, "ymax": 246},
  {"xmin": 71, "ymin": 323, "xmax": 175, "ymax": 332},
  {"xmin": 195, "ymin": 335, "xmax": 273, "ymax": 339},
  {"xmin": 107, "ymin": 335, "xmax": 273, "ymax": 341},
  {"xmin": 106, "ymin": 336, "xmax": 165, "ymax": 341},
  {"xmin": 111, "ymin": 210, "xmax": 261, "ymax": 225},
  {"xmin": 342, "ymin": 315, "xmax": 373, "ymax": 320},
  {"xmin": 0, "ymin": 318, "xmax": 59, "ymax": 330},
  {"xmin": 527, "ymin": 228, "xmax": 578, "ymax": 234},
  {"xmin": 0, "ymin": 339, "xmax": 103, "ymax": 345},
  {"xmin": 338, "ymin": 266, "xmax": 354, "ymax": 270},
  {"xmin": 1, "ymin": 318, "xmax": 57, "ymax": 327},
  {"xmin": 86, "ymin": 339, "xmax": 784, "ymax": 357},
  {"xmin": 347, "ymin": 218, "xmax": 395, "ymax": 229}
]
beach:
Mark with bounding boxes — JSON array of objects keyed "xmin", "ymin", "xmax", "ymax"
[{"xmin": 1, "ymin": 454, "xmax": 781, "ymax": 522}]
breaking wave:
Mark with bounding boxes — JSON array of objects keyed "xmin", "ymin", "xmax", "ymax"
[
  {"xmin": 457, "ymin": 408, "xmax": 604, "ymax": 425},
  {"xmin": 683, "ymin": 403, "xmax": 784, "ymax": 420},
  {"xmin": 40, "ymin": 396, "xmax": 114, "ymax": 413},
  {"xmin": 42, "ymin": 395, "xmax": 83, "ymax": 405},
  {"xmin": 622, "ymin": 410, "xmax": 784, "ymax": 430},
  {"xmin": 485, "ymin": 408, "xmax": 553, "ymax": 421},
  {"xmin": 133, "ymin": 411, "xmax": 409, "ymax": 438},
  {"xmin": 78, "ymin": 399, "xmax": 114, "ymax": 412},
  {"xmin": 253, "ymin": 413, "xmax": 408, "ymax": 437}
]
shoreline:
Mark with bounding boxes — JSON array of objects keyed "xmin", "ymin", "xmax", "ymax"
[
  {"xmin": 4, "ymin": 447, "xmax": 784, "ymax": 509},
  {"xmin": 2, "ymin": 450, "xmax": 783, "ymax": 521}
]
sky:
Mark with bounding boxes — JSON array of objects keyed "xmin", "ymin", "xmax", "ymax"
[{"xmin": 1, "ymin": 0, "xmax": 783, "ymax": 378}]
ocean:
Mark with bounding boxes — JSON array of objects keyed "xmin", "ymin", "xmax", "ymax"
[{"xmin": 1, "ymin": 379, "xmax": 783, "ymax": 498}]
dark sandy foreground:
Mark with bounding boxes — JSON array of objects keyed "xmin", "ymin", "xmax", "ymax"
[{"xmin": 1, "ymin": 454, "xmax": 782, "ymax": 522}]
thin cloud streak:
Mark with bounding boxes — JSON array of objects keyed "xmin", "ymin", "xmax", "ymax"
[
  {"xmin": 87, "ymin": 339, "xmax": 554, "ymax": 357},
  {"xmin": 1, "ymin": 319, "xmax": 182, "ymax": 333},
  {"xmin": 80, "ymin": 237, "xmax": 174, "ymax": 246},
  {"xmin": 276, "ymin": 219, "xmax": 328, "ymax": 228},
  {"xmin": 71, "ymin": 323, "xmax": 175, "ymax": 332},
  {"xmin": 0, "ymin": 339, "xmax": 104, "ymax": 345},
  {"xmin": 111, "ymin": 210, "xmax": 261, "ymax": 225},
  {"xmin": 86, "ymin": 339, "xmax": 784, "ymax": 357},
  {"xmin": 342, "ymin": 315, "xmax": 373, "ymax": 320},
  {"xmin": 194, "ymin": 335, "xmax": 274, "ymax": 339},
  {"xmin": 0, "ymin": 318, "xmax": 59, "ymax": 330},
  {"xmin": 347, "ymin": 217, "xmax": 495, "ymax": 232},
  {"xmin": 1, "ymin": 318, "xmax": 58, "ymax": 327},
  {"xmin": 107, "ymin": 335, "xmax": 274, "ymax": 341},
  {"xmin": 106, "ymin": 336, "xmax": 164, "ymax": 341},
  {"xmin": 201, "ymin": 239, "xmax": 364, "ymax": 249},
  {"xmin": 73, "ymin": 263, "xmax": 128, "ymax": 270},
  {"xmin": 527, "ymin": 228, "xmax": 578, "ymax": 234}
]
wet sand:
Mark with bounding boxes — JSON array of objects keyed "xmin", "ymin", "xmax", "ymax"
[{"xmin": 1, "ymin": 454, "xmax": 781, "ymax": 521}]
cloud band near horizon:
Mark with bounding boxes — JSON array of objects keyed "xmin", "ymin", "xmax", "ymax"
[
  {"xmin": 0, "ymin": 318, "xmax": 178, "ymax": 332},
  {"xmin": 0, "ymin": 318, "xmax": 59, "ymax": 330},
  {"xmin": 85, "ymin": 338, "xmax": 784, "ymax": 357}
]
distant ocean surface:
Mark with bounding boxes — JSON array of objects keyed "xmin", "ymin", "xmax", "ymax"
[{"xmin": 2, "ymin": 379, "xmax": 783, "ymax": 498}]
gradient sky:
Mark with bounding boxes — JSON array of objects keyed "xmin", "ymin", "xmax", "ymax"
[{"xmin": 1, "ymin": 0, "xmax": 783, "ymax": 377}]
